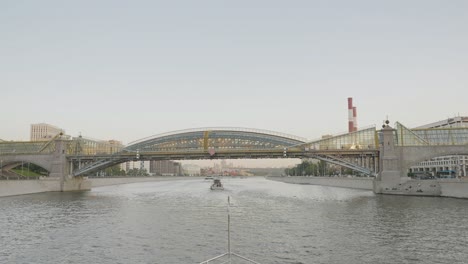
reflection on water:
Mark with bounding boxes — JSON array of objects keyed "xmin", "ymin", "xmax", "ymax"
[{"xmin": 1, "ymin": 177, "xmax": 467, "ymax": 263}]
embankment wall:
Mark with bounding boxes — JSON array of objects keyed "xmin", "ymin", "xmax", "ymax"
[
  {"xmin": 268, "ymin": 176, "xmax": 468, "ymax": 199},
  {"xmin": 0, "ymin": 176, "xmax": 198, "ymax": 197},
  {"xmin": 0, "ymin": 179, "xmax": 58, "ymax": 197},
  {"xmin": 268, "ymin": 176, "xmax": 374, "ymax": 190},
  {"xmin": 439, "ymin": 180, "xmax": 468, "ymax": 199}
]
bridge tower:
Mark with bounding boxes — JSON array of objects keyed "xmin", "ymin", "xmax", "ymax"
[
  {"xmin": 373, "ymin": 122, "xmax": 401, "ymax": 193},
  {"xmin": 48, "ymin": 137, "xmax": 68, "ymax": 182},
  {"xmin": 50, "ymin": 136, "xmax": 91, "ymax": 191}
]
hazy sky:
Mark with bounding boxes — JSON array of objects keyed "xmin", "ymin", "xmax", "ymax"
[{"xmin": 1, "ymin": 0, "xmax": 467, "ymax": 148}]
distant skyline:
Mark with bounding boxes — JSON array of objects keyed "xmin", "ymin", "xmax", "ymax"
[{"xmin": 1, "ymin": 1, "xmax": 467, "ymax": 149}]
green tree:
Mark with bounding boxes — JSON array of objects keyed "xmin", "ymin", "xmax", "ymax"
[
  {"xmin": 26, "ymin": 163, "xmax": 48, "ymax": 176},
  {"xmin": 126, "ymin": 168, "xmax": 148, "ymax": 176},
  {"xmin": 285, "ymin": 160, "xmax": 322, "ymax": 176},
  {"xmin": 104, "ymin": 165, "xmax": 126, "ymax": 176}
]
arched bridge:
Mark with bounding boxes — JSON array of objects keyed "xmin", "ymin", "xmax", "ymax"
[
  {"xmin": 69, "ymin": 127, "xmax": 379, "ymax": 176},
  {"xmin": 8, "ymin": 122, "xmax": 468, "ymax": 183},
  {"xmin": 3, "ymin": 122, "xmax": 468, "ymax": 195}
]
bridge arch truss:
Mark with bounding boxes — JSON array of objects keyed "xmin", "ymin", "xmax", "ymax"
[{"xmin": 125, "ymin": 127, "xmax": 307, "ymax": 153}]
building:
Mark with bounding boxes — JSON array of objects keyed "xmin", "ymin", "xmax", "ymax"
[
  {"xmin": 414, "ymin": 116, "xmax": 468, "ymax": 129},
  {"xmin": 30, "ymin": 123, "xmax": 64, "ymax": 141},
  {"xmin": 182, "ymin": 164, "xmax": 201, "ymax": 176},
  {"xmin": 99, "ymin": 139, "xmax": 124, "ymax": 154},
  {"xmin": 410, "ymin": 156, "xmax": 467, "ymax": 178},
  {"xmin": 150, "ymin": 160, "xmax": 181, "ymax": 176},
  {"xmin": 72, "ymin": 136, "xmax": 124, "ymax": 155},
  {"xmin": 410, "ymin": 116, "xmax": 468, "ymax": 178}
]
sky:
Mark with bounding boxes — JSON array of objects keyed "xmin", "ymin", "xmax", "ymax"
[{"xmin": 1, "ymin": 1, "xmax": 467, "ymax": 166}]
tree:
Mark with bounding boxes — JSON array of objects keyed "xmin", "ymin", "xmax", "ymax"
[
  {"xmin": 26, "ymin": 163, "xmax": 49, "ymax": 176},
  {"xmin": 104, "ymin": 165, "xmax": 126, "ymax": 176},
  {"xmin": 285, "ymin": 160, "xmax": 321, "ymax": 176},
  {"xmin": 126, "ymin": 168, "xmax": 149, "ymax": 176}
]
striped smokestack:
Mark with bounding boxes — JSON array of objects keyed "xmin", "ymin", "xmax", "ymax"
[
  {"xmin": 353, "ymin": 106, "xmax": 358, "ymax": 132},
  {"xmin": 348, "ymin": 97, "xmax": 354, "ymax": 132}
]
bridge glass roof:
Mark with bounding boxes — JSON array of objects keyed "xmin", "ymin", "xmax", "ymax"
[
  {"xmin": 125, "ymin": 128, "xmax": 307, "ymax": 152},
  {"xmin": 292, "ymin": 126, "xmax": 377, "ymax": 151},
  {"xmin": 395, "ymin": 122, "xmax": 468, "ymax": 146},
  {"xmin": 0, "ymin": 141, "xmax": 50, "ymax": 154}
]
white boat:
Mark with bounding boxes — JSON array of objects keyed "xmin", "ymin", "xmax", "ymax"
[{"xmin": 210, "ymin": 178, "xmax": 224, "ymax": 190}]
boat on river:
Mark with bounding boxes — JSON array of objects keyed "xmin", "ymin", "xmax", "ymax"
[{"xmin": 210, "ymin": 178, "xmax": 224, "ymax": 190}]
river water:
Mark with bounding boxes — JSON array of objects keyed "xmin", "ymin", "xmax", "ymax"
[{"xmin": 1, "ymin": 177, "xmax": 467, "ymax": 264}]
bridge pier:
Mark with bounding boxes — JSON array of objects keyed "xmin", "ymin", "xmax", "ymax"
[
  {"xmin": 61, "ymin": 175, "xmax": 91, "ymax": 191},
  {"xmin": 373, "ymin": 124, "xmax": 441, "ymax": 196},
  {"xmin": 373, "ymin": 125, "xmax": 401, "ymax": 192},
  {"xmin": 48, "ymin": 139, "xmax": 91, "ymax": 192}
]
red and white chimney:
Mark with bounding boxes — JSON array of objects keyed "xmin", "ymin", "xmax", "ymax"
[
  {"xmin": 348, "ymin": 97, "xmax": 354, "ymax": 132},
  {"xmin": 353, "ymin": 106, "xmax": 357, "ymax": 132},
  {"xmin": 347, "ymin": 97, "xmax": 358, "ymax": 132}
]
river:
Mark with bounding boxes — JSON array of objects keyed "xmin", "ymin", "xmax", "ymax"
[{"xmin": 1, "ymin": 177, "xmax": 467, "ymax": 264}]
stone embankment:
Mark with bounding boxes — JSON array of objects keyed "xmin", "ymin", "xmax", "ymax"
[
  {"xmin": 0, "ymin": 176, "xmax": 91, "ymax": 197},
  {"xmin": 268, "ymin": 176, "xmax": 468, "ymax": 199},
  {"xmin": 268, "ymin": 176, "xmax": 374, "ymax": 190},
  {"xmin": 0, "ymin": 176, "xmax": 198, "ymax": 197},
  {"xmin": 439, "ymin": 180, "xmax": 468, "ymax": 199}
]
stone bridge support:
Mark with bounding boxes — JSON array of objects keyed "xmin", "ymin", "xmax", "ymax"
[
  {"xmin": 373, "ymin": 125, "xmax": 401, "ymax": 193},
  {"xmin": 0, "ymin": 139, "xmax": 90, "ymax": 192},
  {"xmin": 374, "ymin": 124, "xmax": 468, "ymax": 195}
]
